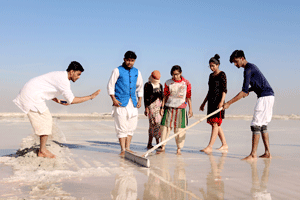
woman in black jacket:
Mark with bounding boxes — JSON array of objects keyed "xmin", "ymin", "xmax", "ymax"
[{"xmin": 144, "ymin": 70, "xmax": 163, "ymax": 149}]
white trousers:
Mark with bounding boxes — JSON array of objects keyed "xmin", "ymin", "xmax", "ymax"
[
  {"xmin": 251, "ymin": 96, "xmax": 275, "ymax": 127},
  {"xmin": 112, "ymin": 99, "xmax": 138, "ymax": 138},
  {"xmin": 160, "ymin": 126, "xmax": 186, "ymax": 149}
]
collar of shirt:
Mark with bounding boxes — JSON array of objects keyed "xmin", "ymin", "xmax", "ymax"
[{"xmin": 172, "ymin": 76, "xmax": 185, "ymax": 83}]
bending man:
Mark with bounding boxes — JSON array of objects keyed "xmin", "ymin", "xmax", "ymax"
[{"xmin": 13, "ymin": 61, "xmax": 100, "ymax": 158}]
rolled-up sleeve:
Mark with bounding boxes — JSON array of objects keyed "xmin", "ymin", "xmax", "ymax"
[
  {"xmin": 136, "ymin": 70, "xmax": 143, "ymax": 97},
  {"xmin": 242, "ymin": 68, "xmax": 251, "ymax": 93},
  {"xmin": 59, "ymin": 81, "xmax": 75, "ymax": 104},
  {"xmin": 107, "ymin": 68, "xmax": 119, "ymax": 95}
]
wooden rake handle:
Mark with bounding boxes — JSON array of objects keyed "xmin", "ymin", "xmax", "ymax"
[{"xmin": 143, "ymin": 107, "xmax": 223, "ymax": 157}]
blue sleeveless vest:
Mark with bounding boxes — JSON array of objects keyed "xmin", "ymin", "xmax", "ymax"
[{"xmin": 115, "ymin": 66, "xmax": 138, "ymax": 107}]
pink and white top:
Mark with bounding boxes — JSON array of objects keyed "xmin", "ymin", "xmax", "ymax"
[{"xmin": 164, "ymin": 77, "xmax": 192, "ymax": 108}]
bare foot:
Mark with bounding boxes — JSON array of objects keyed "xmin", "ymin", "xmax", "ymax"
[
  {"xmin": 176, "ymin": 149, "xmax": 182, "ymax": 155},
  {"xmin": 126, "ymin": 149, "xmax": 135, "ymax": 154},
  {"xmin": 119, "ymin": 151, "xmax": 125, "ymax": 158},
  {"xmin": 156, "ymin": 148, "xmax": 165, "ymax": 154},
  {"xmin": 242, "ymin": 154, "xmax": 257, "ymax": 161},
  {"xmin": 38, "ymin": 149, "xmax": 56, "ymax": 158},
  {"xmin": 259, "ymin": 153, "xmax": 272, "ymax": 159},
  {"xmin": 200, "ymin": 146, "xmax": 212, "ymax": 153},
  {"xmin": 217, "ymin": 145, "xmax": 228, "ymax": 151}
]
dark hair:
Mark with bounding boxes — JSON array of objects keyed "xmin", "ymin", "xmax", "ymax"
[
  {"xmin": 209, "ymin": 54, "xmax": 220, "ymax": 65},
  {"xmin": 66, "ymin": 61, "xmax": 84, "ymax": 72},
  {"xmin": 170, "ymin": 65, "xmax": 182, "ymax": 75},
  {"xmin": 230, "ymin": 50, "xmax": 246, "ymax": 63},
  {"xmin": 124, "ymin": 51, "xmax": 137, "ymax": 59}
]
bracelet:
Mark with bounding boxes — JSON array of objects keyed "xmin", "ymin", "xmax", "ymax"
[{"xmin": 90, "ymin": 95, "xmax": 93, "ymax": 100}]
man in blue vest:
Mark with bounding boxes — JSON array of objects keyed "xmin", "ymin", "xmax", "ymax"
[
  {"xmin": 223, "ymin": 50, "xmax": 274, "ymax": 161},
  {"xmin": 107, "ymin": 51, "xmax": 143, "ymax": 157}
]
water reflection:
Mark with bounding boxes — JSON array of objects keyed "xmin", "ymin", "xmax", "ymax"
[
  {"xmin": 200, "ymin": 152, "xmax": 227, "ymax": 200},
  {"xmin": 250, "ymin": 159, "xmax": 271, "ymax": 200},
  {"xmin": 143, "ymin": 154, "xmax": 201, "ymax": 200},
  {"xmin": 173, "ymin": 156, "xmax": 187, "ymax": 199},
  {"xmin": 111, "ymin": 160, "xmax": 138, "ymax": 200},
  {"xmin": 143, "ymin": 153, "xmax": 170, "ymax": 199}
]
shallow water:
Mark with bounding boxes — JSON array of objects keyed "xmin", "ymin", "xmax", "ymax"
[{"xmin": 0, "ymin": 117, "xmax": 300, "ymax": 199}]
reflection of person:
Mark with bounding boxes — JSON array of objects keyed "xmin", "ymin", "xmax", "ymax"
[
  {"xmin": 143, "ymin": 154, "xmax": 193, "ymax": 200},
  {"xmin": 107, "ymin": 51, "xmax": 143, "ymax": 157},
  {"xmin": 13, "ymin": 61, "xmax": 100, "ymax": 158},
  {"xmin": 143, "ymin": 153, "xmax": 171, "ymax": 200},
  {"xmin": 159, "ymin": 65, "xmax": 193, "ymax": 155},
  {"xmin": 111, "ymin": 160, "xmax": 138, "ymax": 200},
  {"xmin": 200, "ymin": 152, "xmax": 226, "ymax": 200},
  {"xmin": 250, "ymin": 160, "xmax": 271, "ymax": 200},
  {"xmin": 223, "ymin": 50, "xmax": 274, "ymax": 161},
  {"xmin": 143, "ymin": 169, "xmax": 162, "ymax": 199},
  {"xmin": 144, "ymin": 70, "xmax": 163, "ymax": 150},
  {"xmin": 173, "ymin": 157, "xmax": 187, "ymax": 199},
  {"xmin": 157, "ymin": 153, "xmax": 172, "ymax": 200},
  {"xmin": 200, "ymin": 54, "xmax": 228, "ymax": 153}
]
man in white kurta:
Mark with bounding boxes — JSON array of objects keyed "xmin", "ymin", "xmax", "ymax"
[
  {"xmin": 13, "ymin": 61, "xmax": 100, "ymax": 158},
  {"xmin": 107, "ymin": 51, "xmax": 143, "ymax": 157}
]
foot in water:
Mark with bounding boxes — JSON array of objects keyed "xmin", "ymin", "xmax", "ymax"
[
  {"xmin": 259, "ymin": 153, "xmax": 272, "ymax": 159},
  {"xmin": 119, "ymin": 151, "xmax": 125, "ymax": 158},
  {"xmin": 217, "ymin": 145, "xmax": 228, "ymax": 151},
  {"xmin": 156, "ymin": 147, "xmax": 165, "ymax": 154},
  {"xmin": 176, "ymin": 149, "xmax": 182, "ymax": 155},
  {"xmin": 242, "ymin": 154, "xmax": 257, "ymax": 161},
  {"xmin": 200, "ymin": 146, "xmax": 213, "ymax": 153},
  {"xmin": 126, "ymin": 149, "xmax": 135, "ymax": 154}
]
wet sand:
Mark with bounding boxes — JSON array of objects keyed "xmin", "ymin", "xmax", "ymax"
[{"xmin": 0, "ymin": 116, "xmax": 300, "ymax": 199}]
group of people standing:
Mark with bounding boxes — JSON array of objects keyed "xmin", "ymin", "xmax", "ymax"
[
  {"xmin": 107, "ymin": 50, "xmax": 274, "ymax": 161},
  {"xmin": 13, "ymin": 49, "xmax": 274, "ymax": 161},
  {"xmin": 142, "ymin": 54, "xmax": 226, "ymax": 156}
]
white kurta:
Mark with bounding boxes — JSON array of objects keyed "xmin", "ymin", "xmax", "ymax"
[
  {"xmin": 107, "ymin": 67, "xmax": 143, "ymax": 138},
  {"xmin": 13, "ymin": 71, "xmax": 75, "ymax": 114}
]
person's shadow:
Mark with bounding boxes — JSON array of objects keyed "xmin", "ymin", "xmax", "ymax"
[
  {"xmin": 250, "ymin": 159, "xmax": 272, "ymax": 200},
  {"xmin": 200, "ymin": 152, "xmax": 227, "ymax": 200}
]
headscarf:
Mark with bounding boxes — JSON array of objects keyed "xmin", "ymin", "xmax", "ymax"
[{"xmin": 149, "ymin": 70, "xmax": 161, "ymax": 89}]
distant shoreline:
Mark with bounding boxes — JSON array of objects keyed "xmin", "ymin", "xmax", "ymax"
[{"xmin": 0, "ymin": 112, "xmax": 299, "ymax": 121}]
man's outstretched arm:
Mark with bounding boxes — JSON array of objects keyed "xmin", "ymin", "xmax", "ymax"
[{"xmin": 71, "ymin": 89, "xmax": 101, "ymax": 104}]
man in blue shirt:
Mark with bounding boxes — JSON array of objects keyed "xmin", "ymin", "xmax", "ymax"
[{"xmin": 223, "ymin": 50, "xmax": 275, "ymax": 161}]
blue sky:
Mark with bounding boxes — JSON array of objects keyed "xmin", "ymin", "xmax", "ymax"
[{"xmin": 1, "ymin": 0, "xmax": 299, "ymax": 115}]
